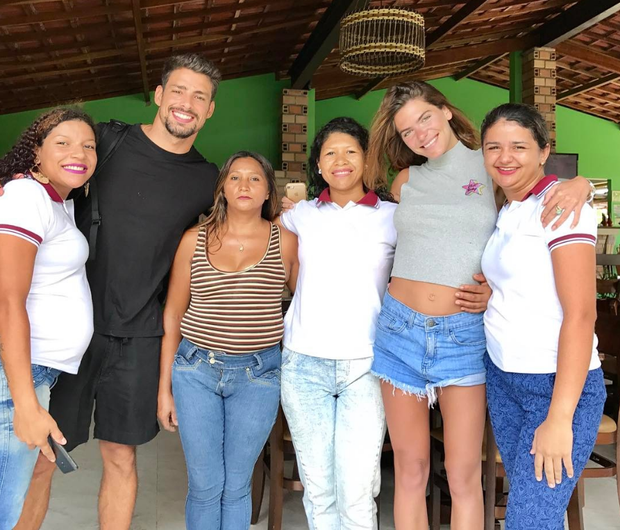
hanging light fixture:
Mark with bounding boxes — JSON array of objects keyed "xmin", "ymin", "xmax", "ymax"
[{"xmin": 339, "ymin": 6, "xmax": 425, "ymax": 77}]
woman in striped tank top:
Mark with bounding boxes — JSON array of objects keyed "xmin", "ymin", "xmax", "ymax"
[{"xmin": 157, "ymin": 151, "xmax": 298, "ymax": 530}]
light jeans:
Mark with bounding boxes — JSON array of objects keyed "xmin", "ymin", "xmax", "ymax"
[
  {"xmin": 280, "ymin": 347, "xmax": 385, "ymax": 530},
  {"xmin": 0, "ymin": 363, "xmax": 60, "ymax": 530}
]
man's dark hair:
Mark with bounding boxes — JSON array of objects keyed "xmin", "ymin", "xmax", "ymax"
[{"xmin": 161, "ymin": 54, "xmax": 222, "ymax": 99}]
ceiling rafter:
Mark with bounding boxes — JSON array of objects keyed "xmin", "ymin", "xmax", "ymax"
[
  {"xmin": 288, "ymin": 0, "xmax": 367, "ymax": 89},
  {"xmin": 556, "ymin": 40, "xmax": 620, "ymax": 75},
  {"xmin": 453, "ymin": 0, "xmax": 620, "ymax": 81},
  {"xmin": 131, "ymin": 0, "xmax": 151, "ymax": 103},
  {"xmin": 556, "ymin": 73, "xmax": 620, "ymax": 101}
]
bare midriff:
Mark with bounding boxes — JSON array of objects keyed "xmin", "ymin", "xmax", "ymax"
[{"xmin": 389, "ymin": 277, "xmax": 461, "ymax": 316}]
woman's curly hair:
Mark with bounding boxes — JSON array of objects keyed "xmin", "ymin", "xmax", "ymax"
[{"xmin": 0, "ymin": 107, "xmax": 96, "ymax": 186}]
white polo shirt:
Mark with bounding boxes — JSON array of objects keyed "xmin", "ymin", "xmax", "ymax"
[
  {"xmin": 280, "ymin": 190, "xmax": 397, "ymax": 360},
  {"xmin": 481, "ymin": 175, "xmax": 600, "ymax": 374},
  {"xmin": 0, "ymin": 178, "xmax": 93, "ymax": 374}
]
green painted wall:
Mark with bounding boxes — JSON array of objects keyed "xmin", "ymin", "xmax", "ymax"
[{"xmin": 0, "ymin": 73, "xmax": 288, "ymax": 169}]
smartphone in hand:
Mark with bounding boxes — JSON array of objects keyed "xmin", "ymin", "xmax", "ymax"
[
  {"xmin": 48, "ymin": 436, "xmax": 78, "ymax": 474},
  {"xmin": 285, "ymin": 181, "xmax": 307, "ymax": 203}
]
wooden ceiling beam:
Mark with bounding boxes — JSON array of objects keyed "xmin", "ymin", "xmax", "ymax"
[
  {"xmin": 0, "ymin": 49, "xmax": 130, "ymax": 72},
  {"xmin": 145, "ymin": 0, "xmax": 326, "ymax": 26},
  {"xmin": 453, "ymin": 54, "xmax": 507, "ymax": 80},
  {"xmin": 355, "ymin": 0, "xmax": 490, "ymax": 99},
  {"xmin": 0, "ymin": 38, "xmax": 133, "ymax": 62},
  {"xmin": 0, "ymin": 72, "xmax": 142, "ymax": 94},
  {"xmin": 0, "ymin": 21, "xmax": 134, "ymax": 45},
  {"xmin": 0, "ymin": 60, "xmax": 135, "ymax": 83},
  {"xmin": 1, "ymin": 4, "xmax": 130, "ymax": 27},
  {"xmin": 426, "ymin": 0, "xmax": 490, "ymax": 48},
  {"xmin": 288, "ymin": 0, "xmax": 367, "ymax": 89},
  {"xmin": 557, "ymin": 41, "xmax": 620, "ymax": 75},
  {"xmin": 0, "ymin": 20, "xmax": 310, "ymax": 74},
  {"xmin": 131, "ymin": 0, "xmax": 150, "ymax": 104},
  {"xmin": 453, "ymin": 0, "xmax": 620, "ymax": 81},
  {"xmin": 0, "ymin": 1, "xmax": 323, "ymax": 61},
  {"xmin": 535, "ymin": 0, "xmax": 620, "ymax": 47},
  {"xmin": 142, "ymin": 0, "xmax": 328, "ymax": 12},
  {"xmin": 556, "ymin": 73, "xmax": 620, "ymax": 101},
  {"xmin": 560, "ymin": 98, "xmax": 620, "ymax": 123}
]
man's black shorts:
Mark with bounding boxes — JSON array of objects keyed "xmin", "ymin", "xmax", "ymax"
[{"xmin": 49, "ymin": 333, "xmax": 161, "ymax": 452}]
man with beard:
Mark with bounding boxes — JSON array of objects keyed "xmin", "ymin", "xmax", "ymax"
[{"xmin": 14, "ymin": 54, "xmax": 221, "ymax": 530}]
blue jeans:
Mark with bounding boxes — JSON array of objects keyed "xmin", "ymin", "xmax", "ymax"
[
  {"xmin": 281, "ymin": 348, "xmax": 385, "ymax": 530},
  {"xmin": 0, "ymin": 363, "xmax": 60, "ymax": 530},
  {"xmin": 372, "ymin": 292, "xmax": 486, "ymax": 405},
  {"xmin": 171, "ymin": 338, "xmax": 281, "ymax": 530},
  {"xmin": 486, "ymin": 358, "xmax": 606, "ymax": 530}
]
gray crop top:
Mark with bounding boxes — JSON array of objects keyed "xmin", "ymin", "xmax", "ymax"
[{"xmin": 392, "ymin": 141, "xmax": 497, "ymax": 288}]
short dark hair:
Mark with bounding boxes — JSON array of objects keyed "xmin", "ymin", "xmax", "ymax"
[
  {"xmin": 0, "ymin": 107, "xmax": 96, "ymax": 185},
  {"xmin": 307, "ymin": 117, "xmax": 368, "ymax": 197},
  {"xmin": 161, "ymin": 53, "xmax": 222, "ymax": 98},
  {"xmin": 481, "ymin": 103, "xmax": 550, "ymax": 149},
  {"xmin": 307, "ymin": 117, "xmax": 395, "ymax": 202}
]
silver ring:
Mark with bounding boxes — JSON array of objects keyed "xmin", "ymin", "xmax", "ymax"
[{"xmin": 555, "ymin": 205, "xmax": 565, "ymax": 216}]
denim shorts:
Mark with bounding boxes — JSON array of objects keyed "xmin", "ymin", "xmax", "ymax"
[{"xmin": 371, "ymin": 292, "xmax": 486, "ymax": 404}]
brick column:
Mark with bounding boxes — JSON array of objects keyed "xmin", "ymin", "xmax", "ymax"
[
  {"xmin": 276, "ymin": 88, "xmax": 309, "ymax": 300},
  {"xmin": 522, "ymin": 47, "xmax": 556, "ymax": 152},
  {"xmin": 275, "ymin": 88, "xmax": 309, "ymax": 201}
]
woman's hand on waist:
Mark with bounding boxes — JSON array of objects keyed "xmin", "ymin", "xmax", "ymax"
[{"xmin": 455, "ymin": 273, "xmax": 492, "ymax": 313}]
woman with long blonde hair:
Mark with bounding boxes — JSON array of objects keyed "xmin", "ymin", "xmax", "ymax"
[{"xmin": 367, "ymin": 81, "xmax": 593, "ymax": 529}]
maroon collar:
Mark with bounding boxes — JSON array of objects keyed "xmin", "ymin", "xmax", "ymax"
[
  {"xmin": 521, "ymin": 174, "xmax": 558, "ymax": 201},
  {"xmin": 316, "ymin": 189, "xmax": 380, "ymax": 208},
  {"xmin": 41, "ymin": 182, "xmax": 63, "ymax": 203},
  {"xmin": 25, "ymin": 174, "xmax": 63, "ymax": 203}
]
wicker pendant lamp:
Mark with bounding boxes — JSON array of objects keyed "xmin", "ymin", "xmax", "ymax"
[{"xmin": 339, "ymin": 4, "xmax": 425, "ymax": 77}]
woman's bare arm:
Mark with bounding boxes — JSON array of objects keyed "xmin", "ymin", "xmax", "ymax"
[
  {"xmin": 157, "ymin": 228, "xmax": 197, "ymax": 432},
  {"xmin": 530, "ymin": 242, "xmax": 596, "ymax": 487},
  {"xmin": 280, "ymin": 227, "xmax": 299, "ymax": 293},
  {"xmin": 0, "ymin": 235, "xmax": 63, "ymax": 461},
  {"xmin": 390, "ymin": 168, "xmax": 409, "ymax": 203}
]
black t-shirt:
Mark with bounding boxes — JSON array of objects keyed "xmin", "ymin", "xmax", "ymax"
[{"xmin": 74, "ymin": 124, "xmax": 217, "ymax": 337}]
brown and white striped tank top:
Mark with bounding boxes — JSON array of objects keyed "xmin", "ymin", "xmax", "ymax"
[{"xmin": 180, "ymin": 223, "xmax": 286, "ymax": 354}]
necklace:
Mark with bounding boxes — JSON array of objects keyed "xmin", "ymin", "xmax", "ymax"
[{"xmin": 229, "ymin": 222, "xmax": 264, "ymax": 252}]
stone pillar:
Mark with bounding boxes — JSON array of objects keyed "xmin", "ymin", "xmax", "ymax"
[{"xmin": 522, "ymin": 47, "xmax": 557, "ymax": 152}]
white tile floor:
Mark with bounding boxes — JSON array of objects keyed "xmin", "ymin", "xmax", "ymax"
[{"xmin": 41, "ymin": 430, "xmax": 619, "ymax": 529}]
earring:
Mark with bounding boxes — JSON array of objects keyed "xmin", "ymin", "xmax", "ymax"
[
  {"xmin": 29, "ymin": 158, "xmax": 49, "ymax": 184},
  {"xmin": 318, "ymin": 168, "xmax": 322, "ymax": 175}
]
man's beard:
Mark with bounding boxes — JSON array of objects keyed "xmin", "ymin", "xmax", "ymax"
[{"xmin": 164, "ymin": 115, "xmax": 198, "ymax": 139}]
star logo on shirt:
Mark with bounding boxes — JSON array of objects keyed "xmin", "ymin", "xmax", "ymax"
[{"xmin": 462, "ymin": 179, "xmax": 485, "ymax": 196}]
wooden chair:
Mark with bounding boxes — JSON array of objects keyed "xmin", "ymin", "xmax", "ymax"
[
  {"xmin": 566, "ymin": 414, "xmax": 617, "ymax": 529},
  {"xmin": 430, "ymin": 413, "xmax": 617, "ymax": 530}
]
